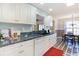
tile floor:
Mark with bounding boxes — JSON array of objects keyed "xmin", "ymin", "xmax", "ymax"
[{"xmin": 54, "ymin": 39, "xmax": 79, "ymax": 56}]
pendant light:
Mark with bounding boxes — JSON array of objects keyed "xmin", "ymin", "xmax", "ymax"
[
  {"xmin": 72, "ymin": 14, "xmax": 74, "ymax": 34},
  {"xmin": 66, "ymin": 3, "xmax": 75, "ymax": 6}
]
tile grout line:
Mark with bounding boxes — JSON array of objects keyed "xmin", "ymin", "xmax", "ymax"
[
  {"xmin": 61, "ymin": 42, "xmax": 66, "ymax": 50},
  {"xmin": 57, "ymin": 41, "xmax": 64, "ymax": 48},
  {"xmin": 71, "ymin": 45, "xmax": 73, "ymax": 56},
  {"xmin": 64, "ymin": 46, "xmax": 68, "ymax": 56},
  {"xmin": 59, "ymin": 41, "xmax": 65, "ymax": 49},
  {"xmin": 53, "ymin": 40, "xmax": 63, "ymax": 48}
]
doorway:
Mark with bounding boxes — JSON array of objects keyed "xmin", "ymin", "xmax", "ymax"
[{"xmin": 65, "ymin": 21, "xmax": 79, "ymax": 35}]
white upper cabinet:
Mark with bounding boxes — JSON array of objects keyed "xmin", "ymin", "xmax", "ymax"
[
  {"xmin": 25, "ymin": 4, "xmax": 37, "ymax": 24},
  {"xmin": 14, "ymin": 4, "xmax": 27, "ymax": 24},
  {"xmin": 44, "ymin": 16, "xmax": 53, "ymax": 26},
  {"xmin": 36, "ymin": 9, "xmax": 53, "ymax": 26},
  {"xmin": 0, "ymin": 4, "xmax": 53, "ymax": 25},
  {"xmin": 0, "ymin": 4, "xmax": 3, "ymax": 22},
  {"xmin": 30, "ymin": 5, "xmax": 37, "ymax": 24},
  {"xmin": 0, "ymin": 4, "xmax": 37, "ymax": 24},
  {"xmin": 0, "ymin": 4, "xmax": 13, "ymax": 23},
  {"xmin": 14, "ymin": 4, "xmax": 37, "ymax": 24}
]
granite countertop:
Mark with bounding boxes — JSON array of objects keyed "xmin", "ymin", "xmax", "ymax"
[{"xmin": 0, "ymin": 33, "xmax": 54, "ymax": 47}]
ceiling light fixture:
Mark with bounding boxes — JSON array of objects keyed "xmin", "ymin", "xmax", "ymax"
[
  {"xmin": 66, "ymin": 3, "xmax": 75, "ymax": 6},
  {"xmin": 49, "ymin": 8, "xmax": 53, "ymax": 11},
  {"xmin": 40, "ymin": 3, "xmax": 44, "ymax": 5}
]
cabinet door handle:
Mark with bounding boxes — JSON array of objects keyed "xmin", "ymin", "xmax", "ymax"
[
  {"xmin": 19, "ymin": 45, "xmax": 23, "ymax": 47},
  {"xmin": 18, "ymin": 50, "xmax": 24, "ymax": 53}
]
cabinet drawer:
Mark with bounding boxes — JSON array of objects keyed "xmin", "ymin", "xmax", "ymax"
[
  {"xmin": 35, "ymin": 37, "xmax": 45, "ymax": 44},
  {"xmin": 0, "ymin": 40, "xmax": 34, "ymax": 56},
  {"xmin": 17, "ymin": 40, "xmax": 33, "ymax": 47},
  {"xmin": 16, "ymin": 45, "xmax": 34, "ymax": 56}
]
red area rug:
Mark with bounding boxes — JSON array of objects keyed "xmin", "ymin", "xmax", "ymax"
[{"xmin": 43, "ymin": 47, "xmax": 64, "ymax": 56}]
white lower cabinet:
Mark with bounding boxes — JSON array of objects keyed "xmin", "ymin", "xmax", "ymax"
[
  {"xmin": 35, "ymin": 37, "xmax": 45, "ymax": 56},
  {"xmin": 35, "ymin": 36, "xmax": 51, "ymax": 56},
  {"xmin": 48, "ymin": 34, "xmax": 57, "ymax": 48},
  {"xmin": 0, "ymin": 34, "xmax": 57, "ymax": 56},
  {"xmin": 0, "ymin": 40, "xmax": 34, "ymax": 56},
  {"xmin": 15, "ymin": 40, "xmax": 34, "ymax": 56},
  {"xmin": 35, "ymin": 42, "xmax": 45, "ymax": 56},
  {"xmin": 16, "ymin": 45, "xmax": 33, "ymax": 56},
  {"xmin": 35, "ymin": 33, "xmax": 57, "ymax": 56}
]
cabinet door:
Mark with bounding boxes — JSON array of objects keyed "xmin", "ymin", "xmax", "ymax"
[
  {"xmin": 0, "ymin": 4, "xmax": 4, "ymax": 22},
  {"xmin": 43, "ymin": 36, "xmax": 51, "ymax": 54},
  {"xmin": 44, "ymin": 16, "xmax": 53, "ymax": 26},
  {"xmin": 49, "ymin": 34, "xmax": 57, "ymax": 47},
  {"xmin": 0, "ymin": 44, "xmax": 20, "ymax": 56},
  {"xmin": 16, "ymin": 40, "xmax": 34, "ymax": 56},
  {"xmin": 17, "ymin": 45, "xmax": 34, "ymax": 56},
  {"xmin": 0, "ymin": 40, "xmax": 34, "ymax": 56},
  {"xmin": 35, "ymin": 37, "xmax": 50, "ymax": 56},
  {"xmin": 1, "ymin": 4, "xmax": 12, "ymax": 23},
  {"xmin": 35, "ymin": 37, "xmax": 45, "ymax": 56},
  {"xmin": 14, "ymin": 4, "xmax": 23, "ymax": 23},
  {"xmin": 35, "ymin": 42, "xmax": 45, "ymax": 56},
  {"xmin": 9, "ymin": 4, "xmax": 16, "ymax": 23},
  {"xmin": 0, "ymin": 4, "xmax": 16, "ymax": 23},
  {"xmin": 17, "ymin": 4, "xmax": 28, "ymax": 24},
  {"xmin": 30, "ymin": 6, "xmax": 36, "ymax": 24}
]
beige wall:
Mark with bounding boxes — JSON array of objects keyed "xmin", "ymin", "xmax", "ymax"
[
  {"xmin": 54, "ymin": 15, "xmax": 79, "ymax": 37},
  {"xmin": 55, "ymin": 14, "xmax": 79, "ymax": 30},
  {"xmin": 56, "ymin": 17, "xmax": 79, "ymax": 30}
]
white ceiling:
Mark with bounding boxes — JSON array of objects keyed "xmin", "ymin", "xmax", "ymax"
[{"xmin": 30, "ymin": 3, "xmax": 79, "ymax": 18}]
